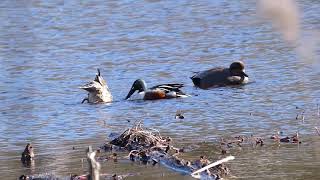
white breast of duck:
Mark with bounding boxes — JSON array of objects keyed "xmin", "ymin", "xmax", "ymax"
[
  {"xmin": 242, "ymin": 74, "xmax": 249, "ymax": 84},
  {"xmin": 226, "ymin": 71, "xmax": 249, "ymax": 84},
  {"xmin": 126, "ymin": 91, "xmax": 145, "ymax": 101}
]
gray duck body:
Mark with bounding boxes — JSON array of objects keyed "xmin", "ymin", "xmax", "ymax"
[{"xmin": 191, "ymin": 61, "xmax": 249, "ymax": 89}]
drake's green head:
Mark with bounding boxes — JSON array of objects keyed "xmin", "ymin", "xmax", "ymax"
[{"xmin": 125, "ymin": 79, "xmax": 147, "ymax": 100}]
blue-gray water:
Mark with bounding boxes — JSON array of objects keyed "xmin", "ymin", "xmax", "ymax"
[{"xmin": 1, "ymin": 0, "xmax": 320, "ymax": 179}]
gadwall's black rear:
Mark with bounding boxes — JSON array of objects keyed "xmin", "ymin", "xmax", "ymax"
[{"xmin": 191, "ymin": 61, "xmax": 249, "ymax": 89}]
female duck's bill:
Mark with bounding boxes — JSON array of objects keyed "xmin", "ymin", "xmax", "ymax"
[
  {"xmin": 79, "ymin": 69, "xmax": 112, "ymax": 103},
  {"xmin": 191, "ymin": 61, "xmax": 249, "ymax": 89},
  {"xmin": 125, "ymin": 79, "xmax": 189, "ymax": 100}
]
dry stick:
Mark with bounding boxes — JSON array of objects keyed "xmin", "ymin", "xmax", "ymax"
[
  {"xmin": 87, "ymin": 146, "xmax": 100, "ymax": 180},
  {"xmin": 191, "ymin": 156, "xmax": 235, "ymax": 179},
  {"xmin": 315, "ymin": 127, "xmax": 320, "ymax": 136}
]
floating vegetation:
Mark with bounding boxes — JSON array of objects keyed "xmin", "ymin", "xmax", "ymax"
[
  {"xmin": 221, "ymin": 135, "xmax": 264, "ymax": 147},
  {"xmin": 270, "ymin": 132, "xmax": 301, "ymax": 144}
]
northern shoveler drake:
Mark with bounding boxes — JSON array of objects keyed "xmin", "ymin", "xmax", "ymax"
[
  {"xmin": 125, "ymin": 79, "xmax": 189, "ymax": 100},
  {"xmin": 21, "ymin": 143, "xmax": 34, "ymax": 163},
  {"xmin": 80, "ymin": 69, "xmax": 112, "ymax": 103},
  {"xmin": 191, "ymin": 61, "xmax": 249, "ymax": 89}
]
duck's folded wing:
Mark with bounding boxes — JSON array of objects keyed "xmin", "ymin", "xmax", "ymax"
[
  {"xmin": 150, "ymin": 84, "xmax": 184, "ymax": 92},
  {"xmin": 191, "ymin": 67, "xmax": 225, "ymax": 79},
  {"xmin": 191, "ymin": 68, "xmax": 228, "ymax": 88}
]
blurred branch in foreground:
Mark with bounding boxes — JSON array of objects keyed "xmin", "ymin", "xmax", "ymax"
[{"xmin": 258, "ymin": 0, "xmax": 320, "ymax": 64}]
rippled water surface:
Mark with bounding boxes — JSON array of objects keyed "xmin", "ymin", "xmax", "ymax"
[{"xmin": 1, "ymin": 0, "xmax": 320, "ymax": 179}]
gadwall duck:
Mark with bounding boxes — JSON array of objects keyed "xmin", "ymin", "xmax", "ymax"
[
  {"xmin": 125, "ymin": 79, "xmax": 189, "ymax": 100},
  {"xmin": 191, "ymin": 61, "xmax": 249, "ymax": 89},
  {"xmin": 80, "ymin": 69, "xmax": 112, "ymax": 103},
  {"xmin": 21, "ymin": 143, "xmax": 34, "ymax": 163}
]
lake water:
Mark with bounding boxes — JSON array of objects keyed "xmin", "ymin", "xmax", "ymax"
[{"xmin": 0, "ymin": 0, "xmax": 320, "ymax": 179}]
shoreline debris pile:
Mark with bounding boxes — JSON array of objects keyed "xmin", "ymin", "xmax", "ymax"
[{"xmin": 103, "ymin": 122, "xmax": 234, "ymax": 179}]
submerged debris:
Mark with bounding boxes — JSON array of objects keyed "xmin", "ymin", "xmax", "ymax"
[
  {"xmin": 219, "ymin": 131, "xmax": 303, "ymax": 154},
  {"xmin": 19, "ymin": 174, "xmax": 59, "ymax": 180},
  {"xmin": 19, "ymin": 173, "xmax": 130, "ymax": 180},
  {"xmin": 191, "ymin": 156, "xmax": 234, "ymax": 179},
  {"xmin": 219, "ymin": 135, "xmax": 264, "ymax": 152}
]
